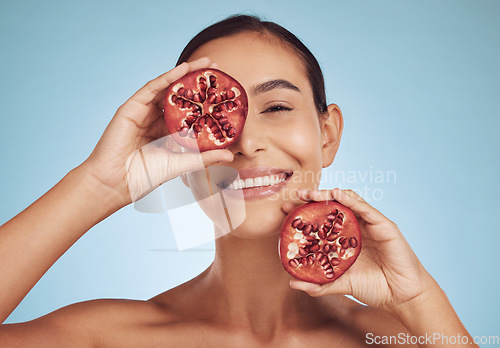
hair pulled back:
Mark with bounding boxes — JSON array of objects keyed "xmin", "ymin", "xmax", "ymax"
[{"xmin": 176, "ymin": 15, "xmax": 328, "ymax": 115}]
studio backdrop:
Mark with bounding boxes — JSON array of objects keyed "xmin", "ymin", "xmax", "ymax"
[{"xmin": 1, "ymin": 0, "xmax": 499, "ymax": 342}]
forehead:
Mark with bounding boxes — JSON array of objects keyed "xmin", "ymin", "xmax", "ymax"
[{"xmin": 187, "ymin": 31, "xmax": 309, "ymax": 93}]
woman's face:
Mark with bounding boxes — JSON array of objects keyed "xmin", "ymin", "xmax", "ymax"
[{"xmin": 186, "ymin": 31, "xmax": 334, "ymax": 238}]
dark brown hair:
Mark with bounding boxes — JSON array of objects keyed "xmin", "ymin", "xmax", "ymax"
[{"xmin": 176, "ymin": 15, "xmax": 328, "ymax": 115}]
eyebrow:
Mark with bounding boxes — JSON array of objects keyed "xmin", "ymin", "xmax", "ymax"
[{"xmin": 251, "ymin": 79, "xmax": 301, "ymax": 95}]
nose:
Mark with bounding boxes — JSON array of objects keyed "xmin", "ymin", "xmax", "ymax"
[{"xmin": 230, "ymin": 112, "xmax": 266, "ymax": 159}]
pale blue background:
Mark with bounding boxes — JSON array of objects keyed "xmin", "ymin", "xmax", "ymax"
[{"xmin": 1, "ymin": 0, "xmax": 499, "ymax": 342}]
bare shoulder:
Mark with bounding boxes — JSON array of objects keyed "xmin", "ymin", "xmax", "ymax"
[
  {"xmin": 0, "ymin": 298, "xmax": 179, "ymax": 347},
  {"xmin": 317, "ymin": 295, "xmax": 416, "ymax": 347}
]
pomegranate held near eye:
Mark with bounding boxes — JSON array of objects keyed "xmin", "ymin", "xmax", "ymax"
[{"xmin": 164, "ymin": 68, "xmax": 248, "ymax": 152}]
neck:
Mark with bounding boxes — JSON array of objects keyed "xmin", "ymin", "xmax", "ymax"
[{"xmin": 202, "ymin": 231, "xmax": 315, "ymax": 335}]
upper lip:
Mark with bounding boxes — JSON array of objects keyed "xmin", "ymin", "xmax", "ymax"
[{"xmin": 217, "ymin": 166, "xmax": 293, "ymax": 188}]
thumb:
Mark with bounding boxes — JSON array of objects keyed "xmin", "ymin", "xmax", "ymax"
[
  {"xmin": 289, "ymin": 275, "xmax": 352, "ymax": 297},
  {"xmin": 200, "ymin": 149, "xmax": 234, "ymax": 167},
  {"xmin": 126, "ymin": 141, "xmax": 234, "ymax": 202},
  {"xmin": 170, "ymin": 149, "xmax": 233, "ymax": 177}
]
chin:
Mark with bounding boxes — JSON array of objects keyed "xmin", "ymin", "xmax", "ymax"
[{"xmin": 228, "ymin": 200, "xmax": 286, "ymax": 239}]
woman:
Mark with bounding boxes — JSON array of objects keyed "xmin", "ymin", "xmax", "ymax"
[{"xmin": 0, "ymin": 15, "xmax": 475, "ymax": 347}]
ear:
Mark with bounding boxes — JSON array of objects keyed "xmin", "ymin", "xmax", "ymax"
[
  {"xmin": 320, "ymin": 104, "xmax": 344, "ymax": 168},
  {"xmin": 181, "ymin": 173, "xmax": 190, "ymax": 187}
]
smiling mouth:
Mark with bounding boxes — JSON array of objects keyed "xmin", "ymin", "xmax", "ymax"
[{"xmin": 219, "ymin": 171, "xmax": 293, "ymax": 190}]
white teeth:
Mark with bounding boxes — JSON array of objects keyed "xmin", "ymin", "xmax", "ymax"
[
  {"xmin": 269, "ymin": 175, "xmax": 278, "ymax": 185},
  {"xmin": 244, "ymin": 178, "xmax": 254, "ymax": 188},
  {"xmin": 254, "ymin": 177, "xmax": 263, "ymax": 186},
  {"xmin": 223, "ymin": 173, "xmax": 289, "ymax": 190},
  {"xmin": 263, "ymin": 176, "xmax": 270, "ymax": 186}
]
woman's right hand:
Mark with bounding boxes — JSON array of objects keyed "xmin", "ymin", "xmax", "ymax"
[
  {"xmin": 0, "ymin": 59, "xmax": 236, "ymax": 326},
  {"xmin": 81, "ymin": 57, "xmax": 234, "ymax": 209}
]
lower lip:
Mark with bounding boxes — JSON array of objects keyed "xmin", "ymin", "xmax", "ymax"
[{"xmin": 222, "ymin": 175, "xmax": 292, "ymax": 200}]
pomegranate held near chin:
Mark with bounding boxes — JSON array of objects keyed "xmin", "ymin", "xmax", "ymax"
[{"xmin": 279, "ymin": 201, "xmax": 362, "ymax": 284}]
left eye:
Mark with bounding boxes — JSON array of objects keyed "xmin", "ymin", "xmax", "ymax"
[{"xmin": 262, "ymin": 104, "xmax": 293, "ymax": 113}]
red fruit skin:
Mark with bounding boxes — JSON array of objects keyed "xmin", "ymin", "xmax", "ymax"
[
  {"xmin": 279, "ymin": 201, "xmax": 362, "ymax": 284},
  {"xmin": 163, "ymin": 68, "xmax": 248, "ymax": 152}
]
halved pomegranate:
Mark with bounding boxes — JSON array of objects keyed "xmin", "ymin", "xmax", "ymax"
[
  {"xmin": 164, "ymin": 68, "xmax": 248, "ymax": 152},
  {"xmin": 279, "ymin": 201, "xmax": 362, "ymax": 284}
]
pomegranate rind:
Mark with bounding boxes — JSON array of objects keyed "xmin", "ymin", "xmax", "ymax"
[
  {"xmin": 163, "ymin": 68, "xmax": 248, "ymax": 152},
  {"xmin": 279, "ymin": 201, "xmax": 362, "ymax": 284}
]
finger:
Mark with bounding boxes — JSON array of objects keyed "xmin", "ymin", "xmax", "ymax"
[
  {"xmin": 307, "ymin": 189, "xmax": 335, "ymax": 202},
  {"xmin": 200, "ymin": 149, "xmax": 234, "ymax": 167},
  {"xmin": 282, "ymin": 188, "xmax": 313, "ymax": 213},
  {"xmin": 168, "ymin": 149, "xmax": 233, "ymax": 178},
  {"xmin": 283, "ymin": 200, "xmax": 310, "ymax": 214},
  {"xmin": 289, "ymin": 279, "xmax": 323, "ymax": 296},
  {"xmin": 289, "ymin": 276, "xmax": 352, "ymax": 297},
  {"xmin": 331, "ymin": 188, "xmax": 387, "ymax": 225},
  {"xmin": 132, "ymin": 63, "xmax": 190, "ymax": 106},
  {"xmin": 341, "ymin": 189, "xmax": 366, "ymax": 203},
  {"xmin": 295, "ymin": 189, "xmax": 313, "ymax": 202},
  {"xmin": 283, "ymin": 188, "xmax": 333, "ymax": 215},
  {"xmin": 126, "ymin": 136, "xmax": 232, "ymax": 202},
  {"xmin": 133, "ymin": 57, "xmax": 212, "ymax": 106},
  {"xmin": 295, "ymin": 189, "xmax": 336, "ymax": 203},
  {"xmin": 282, "ymin": 202, "xmax": 298, "ymax": 214},
  {"xmin": 185, "ymin": 57, "xmax": 213, "ymax": 73},
  {"xmin": 155, "ymin": 58, "xmax": 216, "ymax": 111}
]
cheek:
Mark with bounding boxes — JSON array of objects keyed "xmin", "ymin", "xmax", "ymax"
[
  {"xmin": 276, "ymin": 117, "xmax": 323, "ymax": 168},
  {"xmin": 274, "ymin": 116, "xmax": 323, "ymax": 192}
]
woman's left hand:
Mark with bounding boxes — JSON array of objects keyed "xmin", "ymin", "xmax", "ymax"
[{"xmin": 285, "ymin": 188, "xmax": 436, "ymax": 313}]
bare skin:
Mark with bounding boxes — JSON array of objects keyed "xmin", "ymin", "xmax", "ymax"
[{"xmin": 0, "ymin": 32, "xmax": 476, "ymax": 347}]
